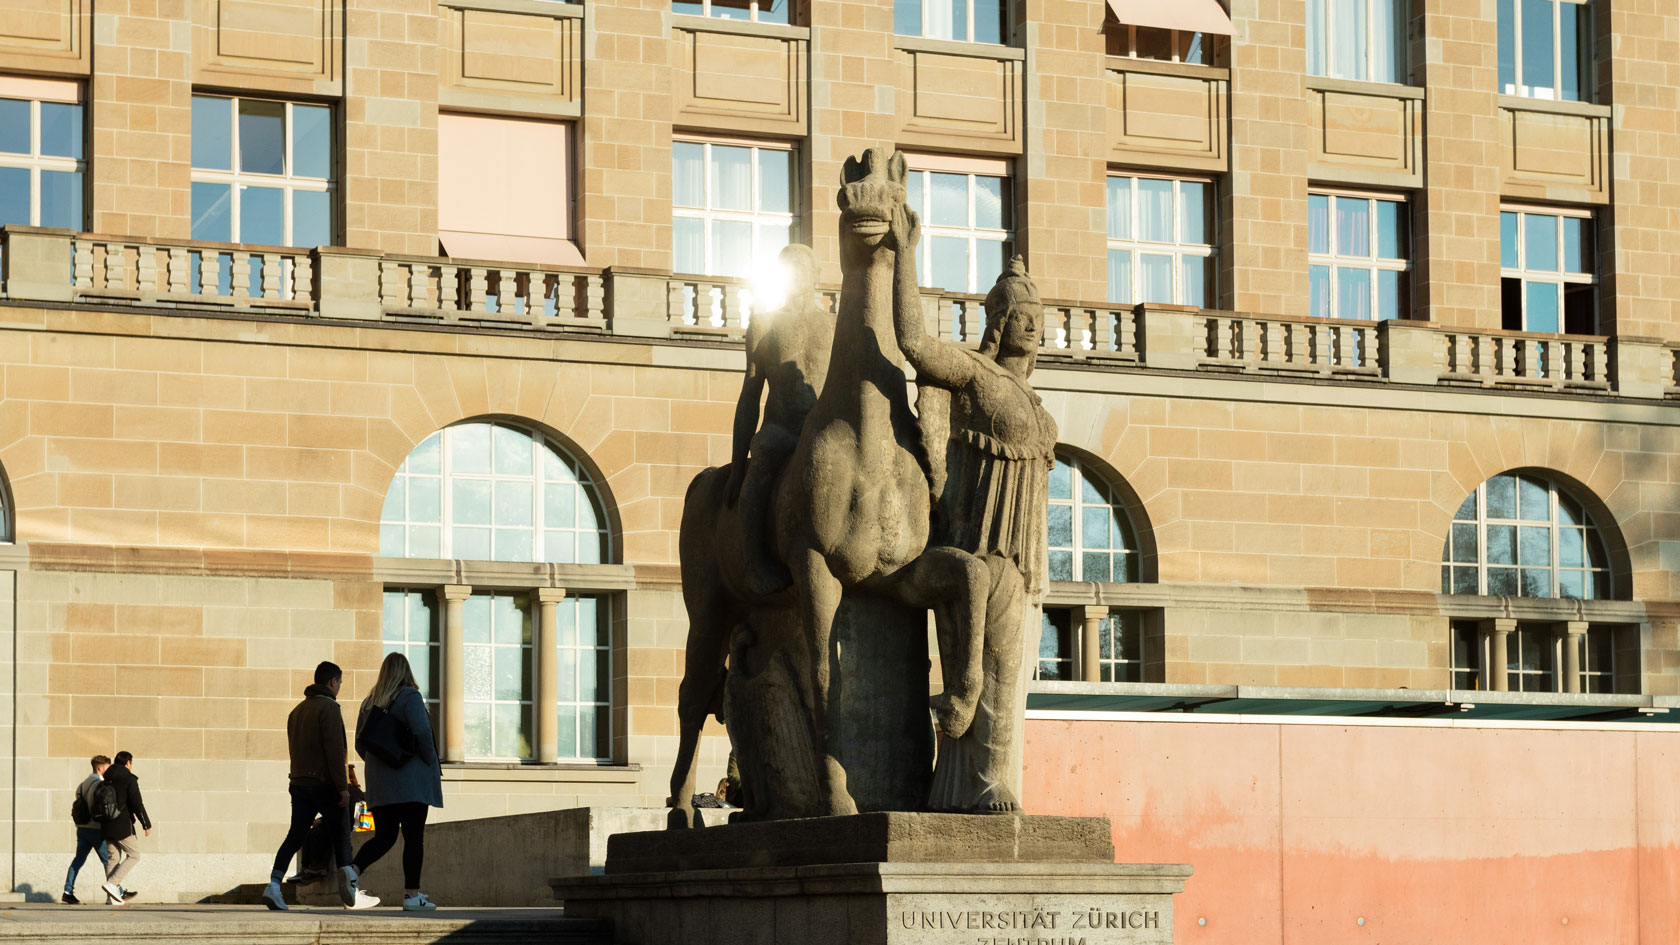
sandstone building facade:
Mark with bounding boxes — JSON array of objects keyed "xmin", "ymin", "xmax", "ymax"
[{"xmin": 0, "ymin": 0, "xmax": 1677, "ymax": 923}]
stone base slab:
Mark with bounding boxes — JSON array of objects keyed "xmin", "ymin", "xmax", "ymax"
[
  {"xmin": 553, "ymin": 861, "xmax": 1191, "ymax": 945},
  {"xmin": 604, "ymin": 813, "xmax": 1116, "ymax": 874}
]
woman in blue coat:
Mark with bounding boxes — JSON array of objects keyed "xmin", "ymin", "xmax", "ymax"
[{"xmin": 352, "ymin": 652, "xmax": 444, "ymax": 910}]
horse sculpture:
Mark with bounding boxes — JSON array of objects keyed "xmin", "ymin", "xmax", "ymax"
[{"xmin": 668, "ymin": 148, "xmax": 1010, "ymax": 825}]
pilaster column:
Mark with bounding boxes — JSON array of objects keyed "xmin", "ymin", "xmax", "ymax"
[
  {"xmin": 1556, "ymin": 620, "xmax": 1588, "ymax": 694},
  {"xmin": 1478, "ymin": 618, "xmax": 1515, "ymax": 692},
  {"xmin": 534, "ymin": 587, "xmax": 569, "ymax": 764},
  {"xmin": 1079, "ymin": 607, "xmax": 1104, "ymax": 683},
  {"xmin": 440, "ymin": 585, "xmax": 472, "ymax": 763}
]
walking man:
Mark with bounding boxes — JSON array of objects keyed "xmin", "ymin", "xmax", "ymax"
[
  {"xmin": 62, "ymin": 755, "xmax": 111, "ymax": 904},
  {"xmin": 262, "ymin": 661, "xmax": 378, "ymax": 910},
  {"xmin": 99, "ymin": 751, "xmax": 149, "ymax": 905}
]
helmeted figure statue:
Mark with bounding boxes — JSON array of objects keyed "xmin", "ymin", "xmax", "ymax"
[{"xmin": 668, "ymin": 147, "xmax": 1053, "ymax": 823}]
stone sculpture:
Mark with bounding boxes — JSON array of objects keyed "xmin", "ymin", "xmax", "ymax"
[{"xmin": 667, "ymin": 147, "xmax": 1053, "ymax": 825}]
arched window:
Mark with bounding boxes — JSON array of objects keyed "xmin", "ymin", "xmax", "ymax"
[
  {"xmin": 1048, "ymin": 452, "xmax": 1139, "ymax": 583},
  {"xmin": 0, "ymin": 464, "xmax": 11, "ymax": 543},
  {"xmin": 1441, "ymin": 472, "xmax": 1611, "ymax": 599},
  {"xmin": 380, "ymin": 421, "xmax": 610, "ymax": 564}
]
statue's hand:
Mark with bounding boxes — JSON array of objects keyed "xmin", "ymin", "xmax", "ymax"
[{"xmin": 890, "ymin": 203, "xmax": 921, "ymax": 254}]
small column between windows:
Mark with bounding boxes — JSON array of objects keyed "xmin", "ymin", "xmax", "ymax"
[
  {"xmin": 1478, "ymin": 618, "xmax": 1516, "ymax": 692},
  {"xmin": 534, "ymin": 587, "xmax": 569, "ymax": 765},
  {"xmin": 1079, "ymin": 606, "xmax": 1104, "ymax": 683},
  {"xmin": 440, "ymin": 584, "xmax": 472, "ymax": 763},
  {"xmin": 1555, "ymin": 620, "xmax": 1588, "ymax": 694}
]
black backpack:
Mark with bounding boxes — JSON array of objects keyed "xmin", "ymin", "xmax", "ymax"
[
  {"xmin": 91, "ymin": 781, "xmax": 121, "ymax": 824},
  {"xmin": 360, "ymin": 698, "xmax": 417, "ymax": 768},
  {"xmin": 70, "ymin": 792, "xmax": 89, "ymax": 825}
]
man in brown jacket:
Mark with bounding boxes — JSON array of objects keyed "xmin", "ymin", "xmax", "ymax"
[{"xmin": 261, "ymin": 661, "xmax": 378, "ymax": 910}]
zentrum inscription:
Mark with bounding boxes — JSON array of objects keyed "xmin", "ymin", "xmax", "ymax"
[{"xmin": 898, "ymin": 908, "xmax": 1162, "ymax": 939}]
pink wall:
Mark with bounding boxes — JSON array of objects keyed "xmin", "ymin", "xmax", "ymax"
[{"xmin": 1022, "ymin": 717, "xmax": 1680, "ymax": 945}]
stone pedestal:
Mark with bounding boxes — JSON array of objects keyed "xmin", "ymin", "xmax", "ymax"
[{"xmin": 552, "ymin": 814, "xmax": 1191, "ymax": 945}]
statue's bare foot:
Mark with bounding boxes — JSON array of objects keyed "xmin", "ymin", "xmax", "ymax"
[
  {"xmin": 971, "ymin": 783, "xmax": 1020, "ymax": 815},
  {"xmin": 929, "ymin": 692, "xmax": 977, "ymax": 740},
  {"xmin": 744, "ymin": 559, "xmax": 794, "ymax": 598},
  {"xmin": 666, "ymin": 803, "xmax": 696, "ymax": 830}
]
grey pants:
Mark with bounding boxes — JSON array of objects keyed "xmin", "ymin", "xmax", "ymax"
[{"xmin": 105, "ymin": 835, "xmax": 141, "ymax": 887}]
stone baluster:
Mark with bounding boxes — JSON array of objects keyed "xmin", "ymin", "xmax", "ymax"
[
  {"xmin": 136, "ymin": 244, "xmax": 158, "ymax": 294},
  {"xmin": 1069, "ymin": 307, "xmax": 1091, "ymax": 353},
  {"xmin": 584, "ymin": 273, "xmax": 606, "ymax": 324},
  {"xmin": 167, "ymin": 247, "xmax": 189, "ymax": 295},
  {"xmin": 1091, "ymin": 307, "xmax": 1114, "ymax": 354},
  {"xmin": 1212, "ymin": 316, "xmax": 1233, "ymax": 361},
  {"xmin": 667, "ymin": 278, "xmax": 690, "ymax": 326},
  {"xmin": 199, "ymin": 251, "xmax": 222, "ymax": 296},
  {"xmin": 231, "ymin": 251, "xmax": 252, "ymax": 300},
  {"xmin": 73, "ymin": 238, "xmax": 93, "ymax": 290},
  {"xmin": 291, "ymin": 251, "xmax": 312, "ymax": 304},
  {"xmin": 1567, "ymin": 341, "xmax": 1586, "ymax": 383},
  {"xmin": 467, "ymin": 266, "xmax": 489, "ymax": 313},
  {"xmin": 720, "ymin": 282, "xmax": 740, "ymax": 331},
  {"xmin": 103, "ymin": 241, "xmax": 125, "ymax": 291}
]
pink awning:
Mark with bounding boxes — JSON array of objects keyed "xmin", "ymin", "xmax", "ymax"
[{"xmin": 1106, "ymin": 0, "xmax": 1232, "ymax": 35}]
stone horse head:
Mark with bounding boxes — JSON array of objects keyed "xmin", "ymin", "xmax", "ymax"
[{"xmin": 837, "ymin": 148, "xmax": 908, "ymax": 264}]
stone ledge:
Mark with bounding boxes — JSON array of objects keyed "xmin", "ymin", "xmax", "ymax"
[
  {"xmin": 0, "ymin": 907, "xmax": 610, "ymax": 945},
  {"xmin": 557, "ymin": 860, "xmax": 1193, "ymax": 899},
  {"xmin": 600, "ymin": 813, "xmax": 1116, "ymax": 874}
]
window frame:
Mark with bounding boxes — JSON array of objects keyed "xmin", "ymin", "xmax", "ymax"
[
  {"xmin": 1035, "ymin": 607, "xmax": 1076, "ymax": 681},
  {"xmin": 1048, "ymin": 453, "xmax": 1140, "ymax": 584},
  {"xmin": 555, "ymin": 593, "xmax": 614, "ymax": 763},
  {"xmin": 189, "ymin": 93, "xmax": 336, "ymax": 247},
  {"xmin": 671, "ymin": 136, "xmax": 798, "ymax": 279},
  {"xmin": 1499, "ymin": 204, "xmax": 1596, "ymax": 335},
  {"xmin": 380, "ymin": 421, "xmax": 613, "ymax": 566},
  {"xmin": 1108, "ymin": 25, "xmax": 1207, "ymax": 64},
  {"xmin": 1105, "ymin": 173, "xmax": 1216, "ymax": 309},
  {"xmin": 1441, "ymin": 473, "xmax": 1612, "ymax": 600},
  {"xmin": 903, "ymin": 163, "xmax": 1015, "ymax": 295},
  {"xmin": 381, "ymin": 588, "xmax": 443, "ymax": 740},
  {"xmin": 1307, "ymin": 0, "xmax": 1407, "ymax": 84},
  {"xmin": 1498, "ymin": 0, "xmax": 1592, "ymax": 102},
  {"xmin": 460, "ymin": 591, "xmax": 535, "ymax": 763},
  {"xmin": 895, "ymin": 0, "xmax": 1009, "ymax": 45},
  {"xmin": 673, "ymin": 0, "xmax": 791, "ymax": 24},
  {"xmin": 1307, "ymin": 188, "xmax": 1410, "ymax": 321},
  {"xmin": 0, "ymin": 80, "xmax": 85, "ymax": 230},
  {"xmin": 1097, "ymin": 610, "xmax": 1146, "ymax": 682}
]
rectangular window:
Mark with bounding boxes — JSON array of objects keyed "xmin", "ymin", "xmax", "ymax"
[
  {"xmin": 1107, "ymin": 25, "xmax": 1207, "ymax": 64},
  {"xmin": 381, "ymin": 589, "xmax": 442, "ymax": 741},
  {"xmin": 1307, "ymin": 0, "xmax": 1406, "ymax": 83},
  {"xmin": 1106, "ymin": 174, "xmax": 1214, "ymax": 308},
  {"xmin": 903, "ymin": 156, "xmax": 1014, "ymax": 295},
  {"xmin": 556, "ymin": 594, "xmax": 613, "ymax": 762},
  {"xmin": 1450, "ymin": 620, "xmax": 1483, "ymax": 690},
  {"xmin": 672, "ymin": 138, "xmax": 797, "ymax": 280},
  {"xmin": 1307, "ymin": 191, "xmax": 1409, "ymax": 320},
  {"xmin": 1580, "ymin": 629, "xmax": 1614, "ymax": 694},
  {"xmin": 1499, "ymin": 0, "xmax": 1591, "ymax": 101},
  {"xmin": 1098, "ymin": 611, "xmax": 1145, "ymax": 682},
  {"xmin": 1505, "ymin": 624, "xmax": 1557, "ymax": 693},
  {"xmin": 1500, "ymin": 207, "xmax": 1595, "ymax": 334},
  {"xmin": 1035, "ymin": 608, "xmax": 1075, "ymax": 681},
  {"xmin": 462, "ymin": 592, "xmax": 533, "ymax": 761},
  {"xmin": 0, "ymin": 77, "xmax": 85, "ymax": 231},
  {"xmin": 190, "ymin": 94, "xmax": 333, "ymax": 247},
  {"xmin": 674, "ymin": 0, "xmax": 791, "ymax": 24},
  {"xmin": 895, "ymin": 0, "xmax": 1006, "ymax": 44},
  {"xmin": 439, "ymin": 113, "xmax": 581, "ymax": 267}
]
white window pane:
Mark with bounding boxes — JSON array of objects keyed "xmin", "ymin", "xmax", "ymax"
[
  {"xmin": 674, "ymin": 217, "xmax": 704, "ymax": 273},
  {"xmin": 492, "ymin": 425, "xmax": 533, "ymax": 476},
  {"xmin": 1498, "ymin": 0, "xmax": 1516, "ymax": 92},
  {"xmin": 238, "ymin": 99, "xmax": 286, "ymax": 175},
  {"xmin": 924, "ymin": 0, "xmax": 954, "ymax": 39},
  {"xmin": 906, "ymin": 172, "xmax": 923, "ymax": 214},
  {"xmin": 545, "ymin": 530, "xmax": 576, "ymax": 564},
  {"xmin": 493, "ymin": 594, "xmax": 528, "ymax": 644},
  {"xmin": 1375, "ymin": 200, "xmax": 1404, "ymax": 260},
  {"xmin": 1307, "ymin": 0, "xmax": 1326, "ymax": 75},
  {"xmin": 1107, "ymin": 249, "xmax": 1132, "ymax": 305},
  {"xmin": 557, "ymin": 704, "xmax": 578, "ymax": 758},
  {"xmin": 1181, "ymin": 254, "xmax": 1207, "ymax": 308},
  {"xmin": 40, "ymin": 102, "xmax": 83, "ymax": 159},
  {"xmin": 930, "ymin": 236, "xmax": 969, "ymax": 291},
  {"xmin": 1330, "ymin": 0, "xmax": 1365, "ymax": 79},
  {"xmin": 1309, "ymin": 265, "xmax": 1331, "ymax": 318},
  {"xmin": 463, "ymin": 704, "xmax": 491, "ymax": 756},
  {"xmin": 293, "ymin": 189, "xmax": 331, "ymax": 248},
  {"xmin": 1336, "ymin": 266, "xmax": 1371, "ymax": 320},
  {"xmin": 712, "ymin": 219, "xmax": 752, "ymax": 278},
  {"xmin": 1137, "ymin": 179, "xmax": 1173, "ymax": 242},
  {"xmin": 452, "ymin": 424, "xmax": 492, "ymax": 474},
  {"xmin": 464, "ymin": 646, "xmax": 491, "ymax": 699},
  {"xmin": 545, "ymin": 476, "xmax": 577, "ymax": 528},
  {"xmin": 1334, "ymin": 197, "xmax": 1370, "ymax": 257},
  {"xmin": 1501, "ymin": 211, "xmax": 1520, "ymax": 268},
  {"xmin": 1560, "ymin": 0, "xmax": 1586, "ymax": 101},
  {"xmin": 494, "ymin": 479, "xmax": 534, "ymax": 527},
  {"xmin": 191, "ymin": 182, "xmax": 232, "ymax": 242},
  {"xmin": 1179, "ymin": 181, "xmax": 1207, "ymax": 245},
  {"xmin": 756, "ymin": 223, "xmax": 791, "ymax": 269},
  {"xmin": 1106, "ymin": 177, "xmax": 1131, "ymax": 240},
  {"xmin": 1521, "ymin": 0, "xmax": 1554, "ymax": 93},
  {"xmin": 758, "ymin": 149, "xmax": 792, "ymax": 214},
  {"xmin": 40, "ymin": 170, "xmax": 83, "ymax": 230},
  {"xmin": 673, "ymin": 142, "xmax": 704, "ymax": 208},
  {"xmin": 494, "ymin": 646, "xmax": 525, "ymax": 700},
  {"xmin": 973, "ymin": 176, "xmax": 1005, "ymax": 230},
  {"xmin": 1377, "ymin": 268, "xmax": 1402, "ymax": 319},
  {"xmin": 453, "ymin": 479, "xmax": 491, "ymax": 525},
  {"xmin": 895, "ymin": 0, "xmax": 922, "ymax": 35},
  {"xmin": 1140, "ymin": 253, "xmax": 1173, "ymax": 304},
  {"xmin": 1562, "ymin": 216, "xmax": 1591, "ymax": 274},
  {"xmin": 974, "ymin": 239, "xmax": 1006, "ymax": 288},
  {"xmin": 382, "ymin": 477, "xmax": 406, "ymax": 523},
  {"xmin": 710, "ymin": 145, "xmax": 752, "ymax": 211},
  {"xmin": 1372, "ymin": 0, "xmax": 1400, "ymax": 82},
  {"xmin": 930, "ymin": 173, "xmax": 968, "ymax": 227},
  {"xmin": 973, "ymin": 0, "xmax": 1002, "ymax": 43},
  {"xmin": 0, "ymin": 166, "xmax": 26, "ymax": 227},
  {"xmin": 292, "ymin": 104, "xmax": 331, "ymax": 179},
  {"xmin": 1308, "ymin": 193, "xmax": 1330, "ymax": 255},
  {"xmin": 1525, "ymin": 280, "xmax": 1560, "ymax": 332},
  {"xmin": 1524, "ymin": 213, "xmax": 1558, "ymax": 271},
  {"xmin": 380, "ymin": 524, "xmax": 404, "ymax": 557},
  {"xmin": 408, "ymin": 525, "xmax": 440, "ymax": 558},
  {"xmin": 192, "ymin": 96, "xmax": 232, "ymax": 170}
]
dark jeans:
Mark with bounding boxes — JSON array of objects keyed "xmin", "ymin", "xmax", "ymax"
[
  {"xmin": 64, "ymin": 826, "xmax": 108, "ymax": 893},
  {"xmin": 353, "ymin": 802, "xmax": 428, "ymax": 890},
  {"xmin": 272, "ymin": 783, "xmax": 351, "ymax": 875}
]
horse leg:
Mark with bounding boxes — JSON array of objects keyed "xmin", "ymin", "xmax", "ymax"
[
  {"xmin": 880, "ymin": 546, "xmax": 991, "ymax": 739},
  {"xmin": 668, "ymin": 530, "xmax": 733, "ymax": 829},
  {"xmin": 793, "ymin": 547, "xmax": 855, "ymax": 816}
]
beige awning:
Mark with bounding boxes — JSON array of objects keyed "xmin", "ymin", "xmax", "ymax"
[{"xmin": 1106, "ymin": 0, "xmax": 1232, "ymax": 35}]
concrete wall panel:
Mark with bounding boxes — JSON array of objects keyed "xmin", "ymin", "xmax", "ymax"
[
  {"xmin": 1307, "ymin": 82, "xmax": 1422, "ymax": 188},
  {"xmin": 0, "ymin": 0, "xmax": 87, "ymax": 75},
  {"xmin": 674, "ymin": 24, "xmax": 805, "ymax": 134},
  {"xmin": 193, "ymin": 0, "xmax": 339, "ymax": 95},
  {"xmin": 896, "ymin": 44, "xmax": 1020, "ymax": 152},
  {"xmin": 1500, "ymin": 101, "xmax": 1610, "ymax": 205},
  {"xmin": 1107, "ymin": 63, "xmax": 1226, "ymax": 172}
]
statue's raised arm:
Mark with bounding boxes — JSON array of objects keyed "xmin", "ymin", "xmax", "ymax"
[{"xmin": 889, "ymin": 202, "xmax": 978, "ymax": 392}]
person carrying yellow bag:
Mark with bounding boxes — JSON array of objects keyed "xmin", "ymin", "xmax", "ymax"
[{"xmin": 351, "ymin": 652, "xmax": 445, "ymax": 911}]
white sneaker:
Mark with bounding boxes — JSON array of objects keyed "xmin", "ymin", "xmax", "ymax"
[
  {"xmin": 403, "ymin": 892, "xmax": 439, "ymax": 911},
  {"xmin": 100, "ymin": 882, "xmax": 124, "ymax": 906},
  {"xmin": 347, "ymin": 889, "xmax": 380, "ymax": 910},
  {"xmin": 337, "ymin": 865, "xmax": 360, "ymax": 907},
  {"xmin": 261, "ymin": 881, "xmax": 288, "ymax": 911}
]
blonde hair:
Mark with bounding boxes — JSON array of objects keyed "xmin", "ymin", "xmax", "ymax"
[{"xmin": 367, "ymin": 651, "xmax": 419, "ymax": 710}]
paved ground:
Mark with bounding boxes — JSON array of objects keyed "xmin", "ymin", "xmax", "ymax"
[{"xmin": 0, "ymin": 904, "xmax": 612, "ymax": 944}]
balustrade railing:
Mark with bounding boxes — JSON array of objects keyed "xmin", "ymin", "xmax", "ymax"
[
  {"xmin": 1438, "ymin": 329, "xmax": 1609, "ymax": 390},
  {"xmin": 1, "ymin": 226, "xmax": 1672, "ymax": 397}
]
